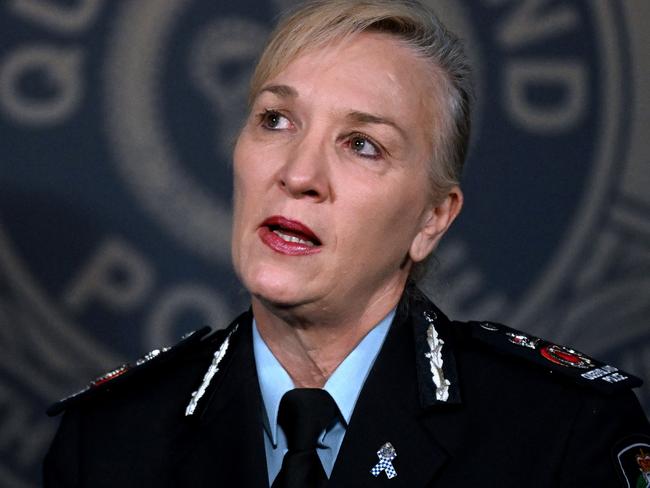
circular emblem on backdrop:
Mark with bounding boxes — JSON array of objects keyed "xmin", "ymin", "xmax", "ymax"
[
  {"xmin": 424, "ymin": 1, "xmax": 650, "ymax": 405},
  {"xmin": 0, "ymin": 1, "xmax": 288, "ymax": 484},
  {"xmin": 427, "ymin": 1, "xmax": 627, "ymax": 322},
  {"xmin": 104, "ymin": 2, "xmax": 269, "ymax": 265},
  {"xmin": 0, "ymin": 1, "xmax": 647, "ymax": 486}
]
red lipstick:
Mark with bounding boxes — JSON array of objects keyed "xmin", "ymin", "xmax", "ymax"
[{"xmin": 258, "ymin": 216, "xmax": 322, "ymax": 256}]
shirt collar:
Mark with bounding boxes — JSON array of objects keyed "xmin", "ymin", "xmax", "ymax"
[
  {"xmin": 253, "ymin": 322, "xmax": 294, "ymax": 446},
  {"xmin": 252, "ymin": 310, "xmax": 395, "ymax": 447}
]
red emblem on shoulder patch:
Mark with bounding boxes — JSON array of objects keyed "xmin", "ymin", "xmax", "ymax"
[{"xmin": 540, "ymin": 344, "xmax": 593, "ymax": 369}]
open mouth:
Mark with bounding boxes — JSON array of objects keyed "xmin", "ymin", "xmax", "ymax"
[
  {"xmin": 259, "ymin": 216, "xmax": 322, "ymax": 255},
  {"xmin": 270, "ymin": 229, "xmax": 317, "ymax": 246}
]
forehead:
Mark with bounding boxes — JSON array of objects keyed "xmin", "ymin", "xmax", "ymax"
[{"xmin": 256, "ymin": 32, "xmax": 439, "ymax": 134}]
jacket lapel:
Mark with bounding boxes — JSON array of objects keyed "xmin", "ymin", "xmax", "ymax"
[
  {"xmin": 171, "ymin": 287, "xmax": 466, "ymax": 487},
  {"xmin": 328, "ymin": 288, "xmax": 465, "ymax": 488},
  {"xmin": 172, "ymin": 313, "xmax": 269, "ymax": 488}
]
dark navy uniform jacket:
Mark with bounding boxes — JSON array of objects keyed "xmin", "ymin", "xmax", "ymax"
[{"xmin": 43, "ymin": 286, "xmax": 650, "ymax": 487}]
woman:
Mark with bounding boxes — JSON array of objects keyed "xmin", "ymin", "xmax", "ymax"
[{"xmin": 44, "ymin": 1, "xmax": 649, "ymax": 486}]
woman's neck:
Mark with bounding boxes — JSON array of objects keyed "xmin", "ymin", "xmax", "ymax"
[{"xmin": 252, "ymin": 284, "xmax": 403, "ymax": 388}]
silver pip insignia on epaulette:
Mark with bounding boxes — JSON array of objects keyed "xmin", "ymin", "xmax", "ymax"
[
  {"xmin": 89, "ymin": 346, "xmax": 171, "ymax": 386},
  {"xmin": 46, "ymin": 327, "xmax": 210, "ymax": 417},
  {"xmin": 471, "ymin": 321, "xmax": 643, "ymax": 394}
]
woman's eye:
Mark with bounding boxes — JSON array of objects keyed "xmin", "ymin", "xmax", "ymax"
[
  {"xmin": 349, "ymin": 135, "xmax": 382, "ymax": 159},
  {"xmin": 260, "ymin": 110, "xmax": 292, "ymax": 130}
]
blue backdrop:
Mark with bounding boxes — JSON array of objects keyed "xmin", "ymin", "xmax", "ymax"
[{"xmin": 1, "ymin": 1, "xmax": 649, "ymax": 485}]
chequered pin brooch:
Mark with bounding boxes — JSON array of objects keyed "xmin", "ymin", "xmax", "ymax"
[{"xmin": 371, "ymin": 442, "xmax": 397, "ymax": 479}]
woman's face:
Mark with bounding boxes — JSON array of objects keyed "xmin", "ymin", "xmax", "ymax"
[{"xmin": 232, "ymin": 32, "xmax": 453, "ymax": 318}]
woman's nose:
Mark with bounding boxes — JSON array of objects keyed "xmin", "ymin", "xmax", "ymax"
[{"xmin": 278, "ymin": 134, "xmax": 331, "ymax": 202}]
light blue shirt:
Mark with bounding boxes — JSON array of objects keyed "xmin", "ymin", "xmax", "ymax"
[{"xmin": 252, "ymin": 310, "xmax": 395, "ymax": 485}]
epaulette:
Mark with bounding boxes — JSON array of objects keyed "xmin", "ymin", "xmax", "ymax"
[
  {"xmin": 467, "ymin": 320, "xmax": 643, "ymax": 394},
  {"xmin": 46, "ymin": 327, "xmax": 214, "ymax": 417}
]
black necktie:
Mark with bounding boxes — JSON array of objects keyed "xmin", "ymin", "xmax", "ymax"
[{"xmin": 271, "ymin": 388, "xmax": 339, "ymax": 488}]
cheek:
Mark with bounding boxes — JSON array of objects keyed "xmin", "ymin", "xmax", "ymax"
[
  {"xmin": 232, "ymin": 138, "xmax": 261, "ymax": 217},
  {"xmin": 231, "ymin": 167, "xmax": 246, "ymax": 237},
  {"xmin": 233, "ymin": 132, "xmax": 279, "ymax": 194},
  {"xmin": 338, "ymin": 189, "xmax": 424, "ymax": 260},
  {"xmin": 231, "ymin": 143, "xmax": 256, "ymax": 254},
  {"xmin": 230, "ymin": 184, "xmax": 245, "ymax": 272},
  {"xmin": 382, "ymin": 184, "xmax": 430, "ymax": 240}
]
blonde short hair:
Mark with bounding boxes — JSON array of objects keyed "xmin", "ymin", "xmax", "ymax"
[{"xmin": 249, "ymin": 0, "xmax": 473, "ymax": 198}]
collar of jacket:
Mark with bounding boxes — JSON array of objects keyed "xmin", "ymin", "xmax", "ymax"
[
  {"xmin": 328, "ymin": 284, "xmax": 464, "ymax": 487},
  {"xmin": 403, "ymin": 284, "xmax": 463, "ymax": 408},
  {"xmin": 174, "ymin": 285, "xmax": 464, "ymax": 487},
  {"xmin": 172, "ymin": 308, "xmax": 269, "ymax": 487}
]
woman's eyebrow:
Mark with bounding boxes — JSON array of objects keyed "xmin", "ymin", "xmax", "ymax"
[
  {"xmin": 255, "ymin": 86, "xmax": 408, "ymax": 139},
  {"xmin": 346, "ymin": 111, "xmax": 407, "ymax": 139},
  {"xmin": 258, "ymin": 84, "xmax": 298, "ymax": 99}
]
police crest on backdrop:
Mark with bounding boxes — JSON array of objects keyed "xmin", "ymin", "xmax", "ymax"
[{"xmin": 0, "ymin": 0, "xmax": 649, "ymax": 485}]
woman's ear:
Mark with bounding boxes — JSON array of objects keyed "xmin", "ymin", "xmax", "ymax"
[{"xmin": 409, "ymin": 186, "xmax": 463, "ymax": 263}]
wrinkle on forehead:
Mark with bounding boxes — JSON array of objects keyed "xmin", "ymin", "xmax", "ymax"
[{"xmin": 260, "ymin": 32, "xmax": 439, "ymax": 129}]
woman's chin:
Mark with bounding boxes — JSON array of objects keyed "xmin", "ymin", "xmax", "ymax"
[{"xmin": 244, "ymin": 267, "xmax": 313, "ymax": 309}]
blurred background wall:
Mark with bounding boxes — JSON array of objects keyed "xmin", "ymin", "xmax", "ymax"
[{"xmin": 0, "ymin": 0, "xmax": 648, "ymax": 485}]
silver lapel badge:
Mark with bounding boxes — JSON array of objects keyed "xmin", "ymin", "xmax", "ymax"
[
  {"xmin": 371, "ymin": 442, "xmax": 398, "ymax": 479},
  {"xmin": 423, "ymin": 311, "xmax": 451, "ymax": 402},
  {"xmin": 185, "ymin": 324, "xmax": 239, "ymax": 416}
]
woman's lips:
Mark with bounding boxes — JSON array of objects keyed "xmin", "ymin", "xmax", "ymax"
[{"xmin": 258, "ymin": 216, "xmax": 322, "ymax": 256}]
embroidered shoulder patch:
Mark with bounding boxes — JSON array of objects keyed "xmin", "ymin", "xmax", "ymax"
[
  {"xmin": 469, "ymin": 321, "xmax": 642, "ymax": 394},
  {"xmin": 614, "ymin": 435, "xmax": 650, "ymax": 488},
  {"xmin": 46, "ymin": 327, "xmax": 212, "ymax": 416}
]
